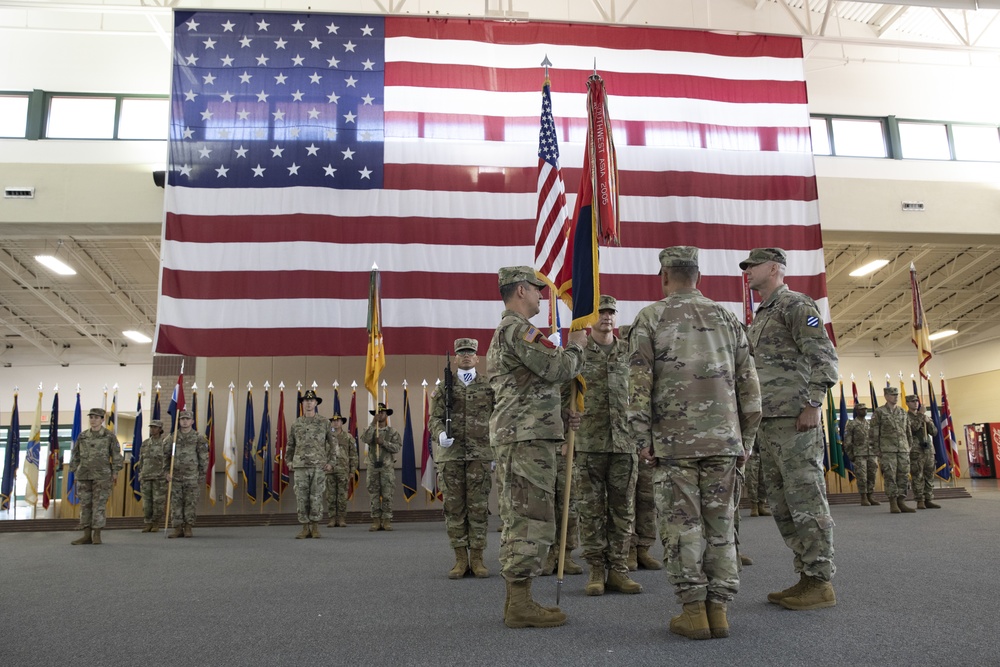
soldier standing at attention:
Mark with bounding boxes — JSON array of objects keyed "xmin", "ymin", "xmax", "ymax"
[
  {"xmin": 906, "ymin": 394, "xmax": 940, "ymax": 510},
  {"xmin": 487, "ymin": 265, "xmax": 586, "ymax": 629},
  {"xmin": 741, "ymin": 247, "xmax": 838, "ymax": 611},
  {"xmin": 167, "ymin": 410, "xmax": 209, "ymax": 538},
  {"xmin": 287, "ymin": 389, "xmax": 337, "ymax": 539},
  {"xmin": 870, "ymin": 386, "xmax": 914, "ymax": 513},
  {"xmin": 574, "ymin": 295, "xmax": 642, "ymax": 597},
  {"xmin": 360, "ymin": 403, "xmax": 402, "ymax": 532},
  {"xmin": 430, "ymin": 337, "xmax": 495, "ymax": 579},
  {"xmin": 843, "ymin": 403, "xmax": 878, "ymax": 506},
  {"xmin": 744, "ymin": 445, "xmax": 771, "ymax": 517},
  {"xmin": 326, "ymin": 413, "xmax": 358, "ymax": 528},
  {"xmin": 69, "ymin": 407, "xmax": 123, "ymax": 545},
  {"xmin": 138, "ymin": 419, "xmax": 169, "ymax": 532},
  {"xmin": 630, "ymin": 247, "xmax": 761, "ymax": 640}
]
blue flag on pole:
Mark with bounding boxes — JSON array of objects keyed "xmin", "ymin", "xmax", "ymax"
[
  {"xmin": 259, "ymin": 387, "xmax": 277, "ymax": 504},
  {"xmin": 927, "ymin": 381, "xmax": 952, "ymax": 481},
  {"xmin": 152, "ymin": 388, "xmax": 161, "ymax": 422},
  {"xmin": 1, "ymin": 394, "xmax": 20, "ymax": 511},
  {"xmin": 130, "ymin": 393, "xmax": 143, "ymax": 501},
  {"xmin": 242, "ymin": 390, "xmax": 257, "ymax": 503},
  {"xmin": 401, "ymin": 386, "xmax": 417, "ymax": 502},
  {"xmin": 67, "ymin": 393, "xmax": 81, "ymax": 505}
]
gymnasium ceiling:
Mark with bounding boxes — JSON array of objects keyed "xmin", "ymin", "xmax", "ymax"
[{"xmin": 2, "ymin": 0, "xmax": 1000, "ymax": 366}]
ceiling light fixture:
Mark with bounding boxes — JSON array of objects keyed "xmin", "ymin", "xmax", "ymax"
[
  {"xmin": 34, "ymin": 254, "xmax": 76, "ymax": 276},
  {"xmin": 849, "ymin": 259, "xmax": 889, "ymax": 277},
  {"xmin": 122, "ymin": 330, "xmax": 152, "ymax": 344},
  {"xmin": 928, "ymin": 329, "xmax": 958, "ymax": 341}
]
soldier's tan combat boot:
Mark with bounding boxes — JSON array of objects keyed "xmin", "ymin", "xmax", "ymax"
[
  {"xmin": 563, "ymin": 555, "xmax": 583, "ymax": 575},
  {"xmin": 888, "ymin": 497, "xmax": 901, "ymax": 514},
  {"xmin": 779, "ymin": 576, "xmax": 836, "ymax": 610},
  {"xmin": 183, "ymin": 524, "xmax": 193, "ymax": 538},
  {"xmin": 91, "ymin": 529, "xmax": 103, "ymax": 545},
  {"xmin": 169, "ymin": 526, "xmax": 184, "ymax": 538},
  {"xmin": 867, "ymin": 493, "xmax": 881, "ymax": 506},
  {"xmin": 669, "ymin": 601, "xmax": 711, "ymax": 640},
  {"xmin": 449, "ymin": 548, "xmax": 469, "ymax": 579},
  {"xmin": 925, "ymin": 499, "xmax": 942, "ymax": 509},
  {"xmin": 337, "ymin": 515, "xmax": 348, "ymax": 527},
  {"xmin": 382, "ymin": 519, "xmax": 393, "ymax": 531},
  {"xmin": 585, "ymin": 564, "xmax": 605, "ymax": 596},
  {"xmin": 627, "ymin": 545, "xmax": 638, "ymax": 571},
  {"xmin": 310, "ymin": 522, "xmax": 321, "ymax": 538},
  {"xmin": 369, "ymin": 518, "xmax": 381, "ymax": 532},
  {"xmin": 637, "ymin": 546, "xmax": 663, "ymax": 570},
  {"xmin": 503, "ymin": 580, "xmax": 567, "ymax": 629},
  {"xmin": 469, "ymin": 549, "xmax": 490, "ymax": 578},
  {"xmin": 860, "ymin": 493, "xmax": 871, "ymax": 506},
  {"xmin": 706, "ymin": 601, "xmax": 730, "ymax": 638},
  {"xmin": 739, "ymin": 552, "xmax": 753, "ymax": 566},
  {"xmin": 606, "ymin": 569, "xmax": 642, "ymax": 594},
  {"xmin": 750, "ymin": 503, "xmax": 760, "ymax": 517},
  {"xmin": 150, "ymin": 522, "xmax": 160, "ymax": 533},
  {"xmin": 71, "ymin": 528, "xmax": 93, "ymax": 545},
  {"xmin": 916, "ymin": 500, "xmax": 926, "ymax": 509},
  {"xmin": 767, "ymin": 572, "xmax": 808, "ymax": 604},
  {"xmin": 327, "ymin": 518, "xmax": 337, "ymax": 528},
  {"xmin": 541, "ymin": 548, "xmax": 558, "ymax": 576},
  {"xmin": 142, "ymin": 523, "xmax": 153, "ymax": 533},
  {"xmin": 898, "ymin": 498, "xmax": 916, "ymax": 513},
  {"xmin": 757, "ymin": 502, "xmax": 772, "ymax": 516},
  {"xmin": 296, "ymin": 524, "xmax": 311, "ymax": 539}
]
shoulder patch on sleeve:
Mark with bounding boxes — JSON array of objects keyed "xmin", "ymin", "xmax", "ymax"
[
  {"xmin": 806, "ymin": 315, "xmax": 821, "ymax": 328},
  {"xmin": 524, "ymin": 326, "xmax": 555, "ymax": 349}
]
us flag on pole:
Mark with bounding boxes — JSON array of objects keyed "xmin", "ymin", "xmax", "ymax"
[{"xmin": 156, "ymin": 12, "xmax": 829, "ymax": 356}]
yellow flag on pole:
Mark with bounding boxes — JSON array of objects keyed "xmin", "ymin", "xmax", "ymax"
[{"xmin": 365, "ymin": 264, "xmax": 385, "ymax": 400}]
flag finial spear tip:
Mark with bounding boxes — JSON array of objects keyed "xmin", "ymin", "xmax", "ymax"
[
  {"xmin": 311, "ymin": 381, "xmax": 318, "ymax": 389},
  {"xmin": 333, "ymin": 380, "xmax": 339, "ymax": 388},
  {"xmin": 76, "ymin": 383, "xmax": 81, "ymax": 392},
  {"xmin": 192, "ymin": 382, "xmax": 198, "ymax": 390},
  {"xmin": 381, "ymin": 379, "xmax": 387, "ymax": 387},
  {"xmin": 208, "ymin": 382, "xmax": 214, "ymax": 389},
  {"xmin": 402, "ymin": 379, "xmax": 408, "ymax": 387},
  {"xmin": 372, "ymin": 262, "xmax": 378, "ymax": 270},
  {"xmin": 351, "ymin": 380, "xmax": 357, "ymax": 388},
  {"xmin": 278, "ymin": 381, "xmax": 285, "ymax": 390},
  {"xmin": 247, "ymin": 381, "xmax": 253, "ymax": 390},
  {"xmin": 229, "ymin": 381, "xmax": 235, "ymax": 390},
  {"xmin": 264, "ymin": 380, "xmax": 270, "ymax": 389},
  {"xmin": 421, "ymin": 379, "xmax": 427, "ymax": 387},
  {"xmin": 113, "ymin": 383, "xmax": 118, "ymax": 390},
  {"xmin": 155, "ymin": 382, "xmax": 161, "ymax": 390},
  {"xmin": 296, "ymin": 381, "xmax": 302, "ymax": 390},
  {"xmin": 38, "ymin": 381, "xmax": 43, "ymax": 391},
  {"xmin": 541, "ymin": 54, "xmax": 552, "ymax": 67}
]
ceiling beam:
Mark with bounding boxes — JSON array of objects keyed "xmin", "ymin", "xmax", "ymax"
[
  {"xmin": 0, "ymin": 305, "xmax": 67, "ymax": 364},
  {"xmin": 61, "ymin": 239, "xmax": 155, "ymax": 332}
]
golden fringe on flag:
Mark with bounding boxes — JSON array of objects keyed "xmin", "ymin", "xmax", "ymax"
[
  {"xmin": 365, "ymin": 265, "xmax": 385, "ymax": 400},
  {"xmin": 910, "ymin": 262, "xmax": 933, "ymax": 379}
]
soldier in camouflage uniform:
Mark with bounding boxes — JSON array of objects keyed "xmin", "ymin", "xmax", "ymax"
[
  {"xmin": 326, "ymin": 413, "xmax": 358, "ymax": 528},
  {"xmin": 630, "ymin": 247, "xmax": 761, "ymax": 640},
  {"xmin": 870, "ymin": 386, "xmax": 914, "ymax": 513},
  {"xmin": 360, "ymin": 403, "xmax": 402, "ymax": 531},
  {"xmin": 288, "ymin": 390, "xmax": 337, "ymax": 539},
  {"xmin": 487, "ymin": 265, "xmax": 586, "ymax": 629},
  {"xmin": 430, "ymin": 337, "xmax": 495, "ymax": 579},
  {"xmin": 69, "ymin": 407, "xmax": 123, "ymax": 545},
  {"xmin": 906, "ymin": 394, "xmax": 941, "ymax": 509},
  {"xmin": 138, "ymin": 419, "xmax": 169, "ymax": 532},
  {"xmin": 843, "ymin": 403, "xmax": 878, "ymax": 506},
  {"xmin": 167, "ymin": 410, "xmax": 209, "ymax": 538},
  {"xmin": 741, "ymin": 247, "xmax": 838, "ymax": 611},
  {"xmin": 572, "ymin": 295, "xmax": 642, "ymax": 597}
]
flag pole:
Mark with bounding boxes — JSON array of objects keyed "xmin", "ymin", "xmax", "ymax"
[{"xmin": 163, "ymin": 360, "xmax": 184, "ymax": 536}]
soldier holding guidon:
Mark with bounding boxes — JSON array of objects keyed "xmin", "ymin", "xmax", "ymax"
[
  {"xmin": 361, "ymin": 403, "xmax": 402, "ymax": 532},
  {"xmin": 906, "ymin": 394, "xmax": 940, "ymax": 510}
]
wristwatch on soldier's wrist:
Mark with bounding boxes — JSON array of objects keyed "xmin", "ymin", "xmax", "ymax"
[{"xmin": 807, "ymin": 400, "xmax": 822, "ymax": 408}]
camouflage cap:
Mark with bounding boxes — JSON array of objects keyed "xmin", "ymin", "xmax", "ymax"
[
  {"xmin": 905, "ymin": 394, "xmax": 920, "ymax": 402},
  {"xmin": 598, "ymin": 295, "xmax": 617, "ymax": 312},
  {"xmin": 149, "ymin": 419, "xmax": 164, "ymax": 430},
  {"xmin": 659, "ymin": 246, "xmax": 699, "ymax": 269},
  {"xmin": 854, "ymin": 403, "xmax": 868, "ymax": 410},
  {"xmin": 498, "ymin": 266, "xmax": 545, "ymax": 288},
  {"xmin": 884, "ymin": 386, "xmax": 900, "ymax": 396},
  {"xmin": 454, "ymin": 337, "xmax": 478, "ymax": 354},
  {"xmin": 739, "ymin": 247, "xmax": 787, "ymax": 270},
  {"xmin": 178, "ymin": 409, "xmax": 194, "ymax": 419},
  {"xmin": 87, "ymin": 407, "xmax": 106, "ymax": 418},
  {"xmin": 300, "ymin": 389, "xmax": 323, "ymax": 405}
]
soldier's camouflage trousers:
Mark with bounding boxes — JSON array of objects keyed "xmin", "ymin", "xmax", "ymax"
[
  {"xmin": 170, "ymin": 477, "xmax": 201, "ymax": 526},
  {"xmin": 439, "ymin": 459, "xmax": 492, "ymax": 549},
  {"xmin": 294, "ymin": 467, "xmax": 326, "ymax": 523},
  {"xmin": 654, "ymin": 456, "xmax": 739, "ymax": 604},
  {"xmin": 495, "ymin": 439, "xmax": 558, "ymax": 583},
  {"xmin": 631, "ymin": 459, "xmax": 657, "ymax": 548},
  {"xmin": 325, "ymin": 470, "xmax": 350, "ymax": 519},
  {"xmin": 880, "ymin": 450, "xmax": 910, "ymax": 499},
  {"xmin": 141, "ymin": 478, "xmax": 167, "ymax": 524},
  {"xmin": 745, "ymin": 446, "xmax": 767, "ymax": 503},
  {"xmin": 576, "ymin": 451, "xmax": 637, "ymax": 572},
  {"xmin": 76, "ymin": 478, "xmax": 113, "ymax": 529},
  {"xmin": 367, "ymin": 465, "xmax": 395, "ymax": 520},
  {"xmin": 853, "ymin": 455, "xmax": 877, "ymax": 495},
  {"xmin": 909, "ymin": 445, "xmax": 936, "ymax": 501},
  {"xmin": 758, "ymin": 418, "xmax": 836, "ymax": 583},
  {"xmin": 551, "ymin": 450, "xmax": 579, "ymax": 552}
]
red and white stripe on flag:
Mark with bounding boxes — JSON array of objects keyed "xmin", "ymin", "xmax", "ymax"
[{"xmin": 156, "ymin": 14, "xmax": 829, "ymax": 357}]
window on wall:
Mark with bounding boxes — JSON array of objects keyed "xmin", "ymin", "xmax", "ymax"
[
  {"xmin": 0, "ymin": 94, "xmax": 29, "ymax": 138},
  {"xmin": 830, "ymin": 118, "xmax": 887, "ymax": 158},
  {"xmin": 898, "ymin": 121, "xmax": 950, "ymax": 160},
  {"xmin": 46, "ymin": 96, "xmax": 117, "ymax": 139},
  {"xmin": 953, "ymin": 124, "xmax": 1000, "ymax": 161},
  {"xmin": 809, "ymin": 117, "xmax": 831, "ymax": 155},
  {"xmin": 118, "ymin": 98, "xmax": 169, "ymax": 140}
]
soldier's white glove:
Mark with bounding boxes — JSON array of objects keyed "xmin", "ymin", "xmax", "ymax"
[
  {"xmin": 439, "ymin": 432, "xmax": 455, "ymax": 448},
  {"xmin": 547, "ymin": 332, "xmax": 562, "ymax": 347}
]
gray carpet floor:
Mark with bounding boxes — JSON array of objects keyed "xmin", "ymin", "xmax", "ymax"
[{"xmin": 2, "ymin": 485, "xmax": 998, "ymax": 667}]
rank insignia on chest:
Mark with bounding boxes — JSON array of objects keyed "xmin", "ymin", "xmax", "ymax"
[{"xmin": 806, "ymin": 315, "xmax": 820, "ymax": 328}]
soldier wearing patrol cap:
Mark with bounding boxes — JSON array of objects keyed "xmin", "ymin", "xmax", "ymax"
[
  {"xmin": 843, "ymin": 403, "xmax": 878, "ymax": 506},
  {"xmin": 487, "ymin": 265, "xmax": 587, "ymax": 628},
  {"xmin": 69, "ymin": 407, "xmax": 123, "ymax": 545},
  {"xmin": 138, "ymin": 419, "xmax": 170, "ymax": 532},
  {"xmin": 430, "ymin": 337, "xmax": 495, "ymax": 579},
  {"xmin": 287, "ymin": 389, "xmax": 338, "ymax": 539},
  {"xmin": 572, "ymin": 294, "xmax": 643, "ymax": 597},
  {"xmin": 870, "ymin": 386, "xmax": 913, "ymax": 513},
  {"xmin": 630, "ymin": 247, "xmax": 761, "ymax": 639},
  {"xmin": 741, "ymin": 246, "xmax": 839, "ymax": 611},
  {"xmin": 905, "ymin": 394, "xmax": 940, "ymax": 509},
  {"xmin": 166, "ymin": 409, "xmax": 209, "ymax": 538}
]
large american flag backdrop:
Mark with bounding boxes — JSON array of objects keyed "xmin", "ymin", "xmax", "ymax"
[{"xmin": 156, "ymin": 11, "xmax": 828, "ymax": 357}]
